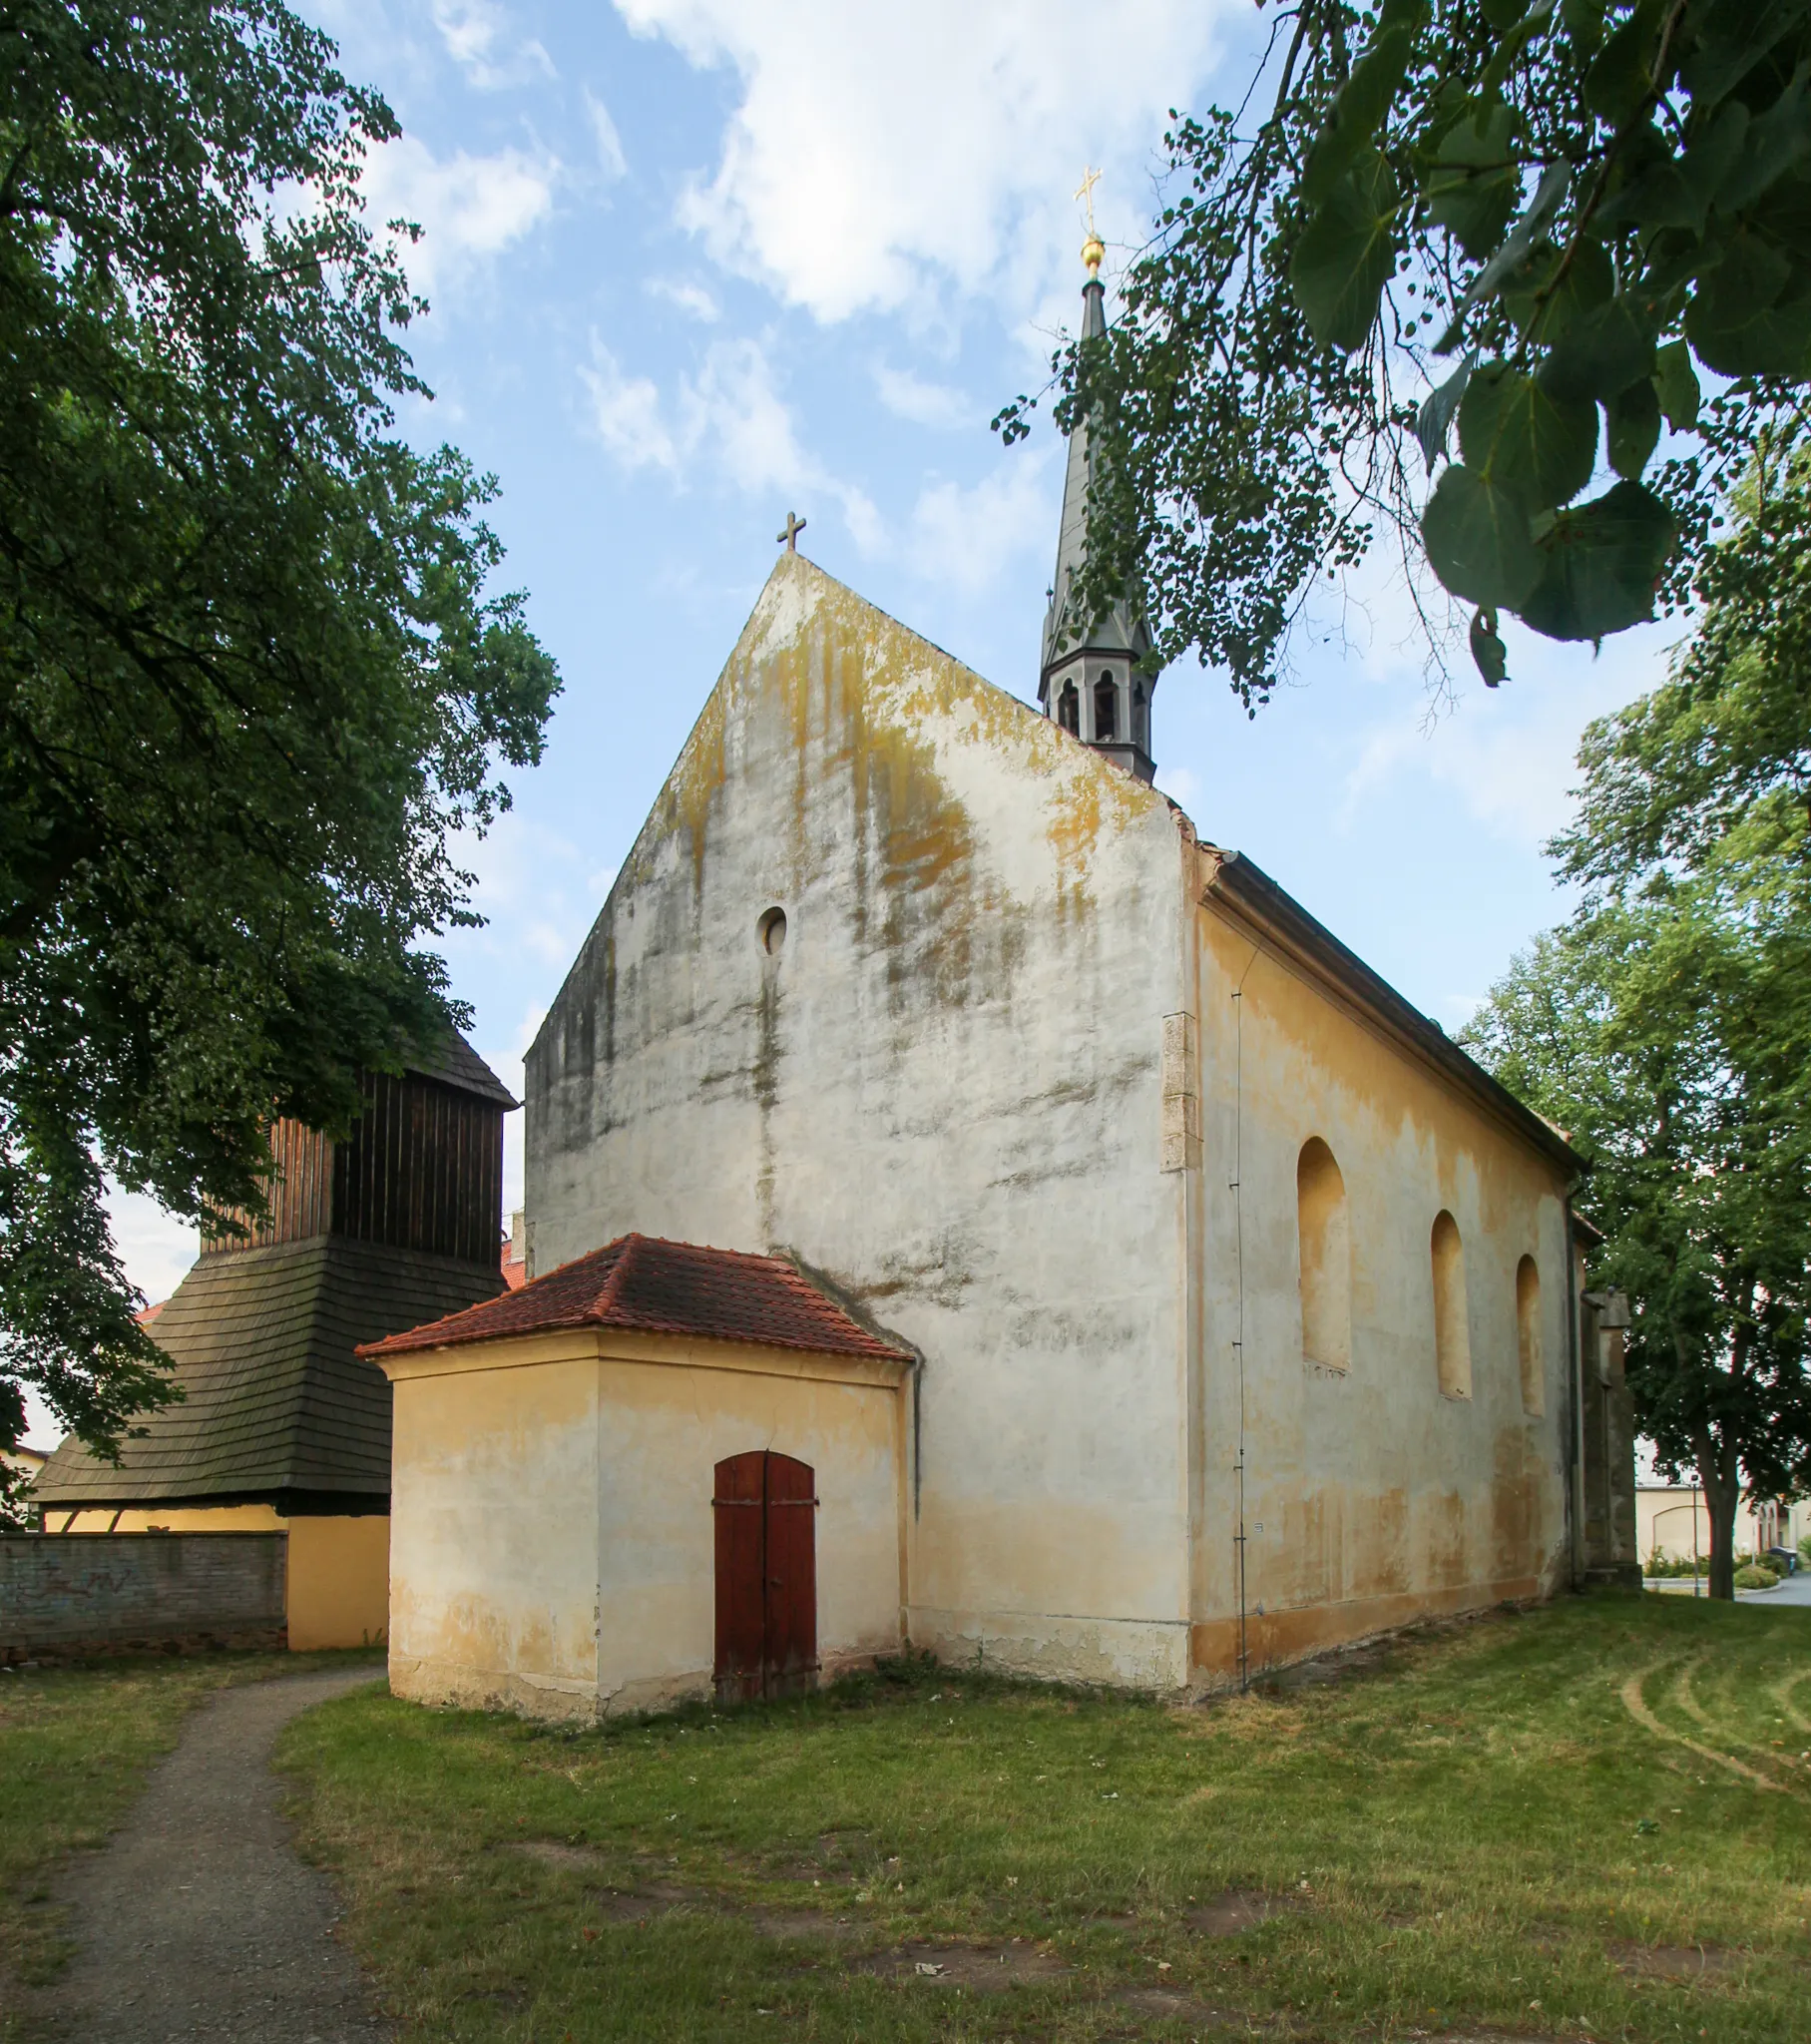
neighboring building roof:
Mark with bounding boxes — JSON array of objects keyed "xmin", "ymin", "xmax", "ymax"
[
  {"xmin": 2, "ymin": 1444, "xmax": 47, "ymax": 1477},
  {"xmin": 1198, "ymin": 844, "xmax": 1585, "ymax": 1177},
  {"xmin": 406, "ymin": 1028, "xmax": 519, "ymax": 1109},
  {"xmin": 362, "ymin": 1233, "xmax": 914, "ymax": 1364},
  {"xmin": 500, "ymin": 1238, "xmax": 527, "ymax": 1291},
  {"xmin": 34, "ymin": 1237, "xmax": 504, "ymax": 1510}
]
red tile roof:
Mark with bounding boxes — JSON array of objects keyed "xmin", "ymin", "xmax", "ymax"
[{"xmin": 359, "ymin": 1234, "xmax": 912, "ymax": 1364}]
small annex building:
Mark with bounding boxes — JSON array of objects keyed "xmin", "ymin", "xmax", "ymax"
[
  {"xmin": 361, "ymin": 1234, "xmax": 912, "ymax": 1718},
  {"xmin": 34, "ymin": 1033, "xmax": 515, "ymax": 1649}
]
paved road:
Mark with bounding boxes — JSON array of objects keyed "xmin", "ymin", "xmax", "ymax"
[
  {"xmin": 1647, "ymin": 1573, "xmax": 1811, "ymax": 1607},
  {"xmin": 35, "ymin": 1665, "xmax": 388, "ymax": 2042}
]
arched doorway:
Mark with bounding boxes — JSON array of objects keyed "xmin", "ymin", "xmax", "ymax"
[{"xmin": 712, "ymin": 1450, "xmax": 818, "ymax": 1701}]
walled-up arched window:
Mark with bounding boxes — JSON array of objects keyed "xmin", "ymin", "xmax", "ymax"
[
  {"xmin": 1431, "ymin": 1210, "xmax": 1471, "ymax": 1398},
  {"xmin": 1058, "ymin": 679, "xmax": 1080, "ymax": 735},
  {"xmin": 1094, "ymin": 674, "xmax": 1118, "ymax": 742},
  {"xmin": 1296, "ymin": 1138, "xmax": 1351, "ymax": 1371},
  {"xmin": 1516, "ymin": 1255, "xmax": 1543, "ymax": 1414}
]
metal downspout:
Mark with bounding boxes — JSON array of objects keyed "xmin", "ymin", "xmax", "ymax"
[{"xmin": 1564, "ymin": 1190, "xmax": 1585, "ymax": 1590}]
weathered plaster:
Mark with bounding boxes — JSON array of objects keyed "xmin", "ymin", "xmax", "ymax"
[
  {"xmin": 528, "ymin": 556, "xmax": 1194, "ymax": 1691},
  {"xmin": 382, "ymin": 1327, "xmax": 907, "ymax": 1722},
  {"xmin": 515, "ymin": 554, "xmax": 1575, "ymax": 1701}
]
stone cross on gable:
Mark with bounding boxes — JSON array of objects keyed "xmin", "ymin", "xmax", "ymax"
[{"xmin": 777, "ymin": 511, "xmax": 806, "ymax": 553}]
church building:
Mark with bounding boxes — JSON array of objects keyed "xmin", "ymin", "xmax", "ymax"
[{"xmin": 368, "ymin": 256, "xmax": 1631, "ymax": 1721}]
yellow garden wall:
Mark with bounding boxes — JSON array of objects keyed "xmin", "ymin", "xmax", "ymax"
[{"xmin": 49, "ymin": 1505, "xmax": 390, "ymax": 1650}]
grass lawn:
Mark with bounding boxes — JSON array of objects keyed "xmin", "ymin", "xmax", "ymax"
[
  {"xmin": 0, "ymin": 1645, "xmax": 382, "ymax": 2025},
  {"xmin": 273, "ymin": 1593, "xmax": 1811, "ymax": 2043}
]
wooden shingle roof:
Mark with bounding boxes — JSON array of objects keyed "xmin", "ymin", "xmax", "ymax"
[
  {"xmin": 35, "ymin": 1238, "xmax": 503, "ymax": 1510},
  {"xmin": 362, "ymin": 1234, "xmax": 913, "ymax": 1364}
]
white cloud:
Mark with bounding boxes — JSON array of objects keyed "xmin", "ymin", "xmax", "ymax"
[
  {"xmin": 874, "ymin": 364, "xmax": 970, "ymax": 430},
  {"xmin": 106, "ymin": 1185, "xmax": 201, "ymax": 1313},
  {"xmin": 903, "ymin": 450, "xmax": 1054, "ymax": 597},
  {"xmin": 432, "ymin": 0, "xmax": 556, "ymax": 88},
  {"xmin": 581, "ymin": 340, "xmax": 680, "ymax": 472},
  {"xmin": 583, "ymin": 333, "xmax": 883, "ymax": 550},
  {"xmin": 364, "ymin": 134, "xmax": 557, "ymax": 293},
  {"xmin": 584, "ymin": 86, "xmax": 629, "ymax": 178},
  {"xmin": 650, "ymin": 275, "xmax": 721, "ymax": 322},
  {"xmin": 614, "ymin": 0, "xmax": 1237, "ymax": 321},
  {"xmin": 1337, "ymin": 617, "xmax": 1683, "ymax": 850}
]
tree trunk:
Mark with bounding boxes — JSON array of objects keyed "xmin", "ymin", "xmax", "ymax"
[{"xmin": 1693, "ymin": 1425, "xmax": 1741, "ymax": 1601}]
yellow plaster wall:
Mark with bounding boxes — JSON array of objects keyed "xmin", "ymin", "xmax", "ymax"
[
  {"xmin": 1190, "ymin": 903, "xmax": 1573, "ymax": 1678},
  {"xmin": 48, "ymin": 1505, "xmax": 285, "ymax": 1533},
  {"xmin": 385, "ymin": 1336, "xmax": 905, "ymax": 1723},
  {"xmin": 286, "ymin": 1515, "xmax": 390, "ymax": 1649}
]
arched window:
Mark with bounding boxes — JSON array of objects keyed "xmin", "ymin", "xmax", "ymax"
[
  {"xmin": 1516, "ymin": 1255, "xmax": 1543, "ymax": 1414},
  {"xmin": 1431, "ymin": 1210, "xmax": 1471, "ymax": 1398},
  {"xmin": 1094, "ymin": 674, "xmax": 1118, "ymax": 741},
  {"xmin": 1297, "ymin": 1139, "xmax": 1351, "ymax": 1370},
  {"xmin": 1132, "ymin": 679, "xmax": 1148, "ymax": 752},
  {"xmin": 1058, "ymin": 679, "xmax": 1080, "ymax": 735}
]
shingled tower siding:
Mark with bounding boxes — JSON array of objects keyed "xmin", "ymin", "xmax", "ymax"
[{"xmin": 34, "ymin": 1031, "xmax": 516, "ymax": 1651}]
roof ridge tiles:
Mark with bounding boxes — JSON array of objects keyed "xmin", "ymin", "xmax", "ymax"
[{"xmin": 360, "ymin": 1232, "xmax": 914, "ymax": 1365}]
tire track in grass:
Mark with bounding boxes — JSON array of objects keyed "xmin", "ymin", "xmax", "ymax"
[
  {"xmin": 1775, "ymin": 1669, "xmax": 1811, "ymax": 1740},
  {"xmin": 1620, "ymin": 1662, "xmax": 1795, "ymax": 1794}
]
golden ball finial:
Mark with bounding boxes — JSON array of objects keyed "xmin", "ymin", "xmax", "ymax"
[{"xmin": 1082, "ymin": 234, "xmax": 1106, "ymax": 276}]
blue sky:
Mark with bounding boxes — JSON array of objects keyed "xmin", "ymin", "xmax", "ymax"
[{"xmin": 94, "ymin": 0, "xmax": 1685, "ymax": 1347}]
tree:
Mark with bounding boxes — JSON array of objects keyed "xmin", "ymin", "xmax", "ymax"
[
  {"xmin": 1462, "ymin": 454, "xmax": 1811, "ymax": 1598},
  {"xmin": 999, "ymin": 0, "xmax": 1811, "ymax": 703},
  {"xmin": 0, "ymin": 1, "xmax": 560, "ymax": 1521}
]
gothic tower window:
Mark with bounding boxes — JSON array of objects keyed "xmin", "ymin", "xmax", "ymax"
[
  {"xmin": 1058, "ymin": 679, "xmax": 1080, "ymax": 735},
  {"xmin": 1132, "ymin": 679, "xmax": 1148, "ymax": 753},
  {"xmin": 1094, "ymin": 674, "xmax": 1118, "ymax": 742}
]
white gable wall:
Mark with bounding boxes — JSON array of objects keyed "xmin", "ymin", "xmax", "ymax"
[{"xmin": 527, "ymin": 558, "xmax": 1197, "ymax": 1687}]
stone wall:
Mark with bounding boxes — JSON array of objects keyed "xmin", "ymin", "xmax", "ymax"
[{"xmin": 0, "ymin": 1533, "xmax": 286, "ymax": 1659}]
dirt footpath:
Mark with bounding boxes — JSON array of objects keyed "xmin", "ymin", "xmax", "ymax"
[{"xmin": 34, "ymin": 1665, "xmax": 388, "ymax": 2042}]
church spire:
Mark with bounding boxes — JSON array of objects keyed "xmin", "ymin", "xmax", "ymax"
[{"xmin": 1039, "ymin": 178, "xmax": 1156, "ymax": 783}]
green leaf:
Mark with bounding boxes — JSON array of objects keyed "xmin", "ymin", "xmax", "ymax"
[
  {"xmin": 1302, "ymin": 4, "xmax": 1427, "ymax": 207},
  {"xmin": 1539, "ymin": 294, "xmax": 1658, "ymax": 402},
  {"xmin": 1417, "ymin": 353, "xmax": 1476, "ymax": 470},
  {"xmin": 1561, "ymin": 0, "xmax": 1608, "ymax": 58},
  {"xmin": 1515, "ymin": 481, "xmax": 1677, "ymax": 640},
  {"xmin": 1481, "ymin": 0, "xmax": 1526, "ymax": 27},
  {"xmin": 1291, "ymin": 153, "xmax": 1401, "ymax": 352},
  {"xmin": 1680, "ymin": 0, "xmax": 1811, "ymax": 111},
  {"xmin": 1593, "ymin": 123, "xmax": 1709, "ymax": 235},
  {"xmin": 1652, "ymin": 339, "xmax": 1700, "ymax": 430},
  {"xmin": 1503, "ymin": 238, "xmax": 1612, "ymax": 341},
  {"xmin": 1585, "ymin": 0, "xmax": 1666, "ymax": 128},
  {"xmin": 1460, "ymin": 361, "xmax": 1597, "ymax": 509},
  {"xmin": 1606, "ymin": 377, "xmax": 1661, "ymax": 478},
  {"xmin": 1436, "ymin": 161, "xmax": 1572, "ymax": 348},
  {"xmin": 1422, "ymin": 461, "xmax": 1542, "ymax": 607},
  {"xmin": 1426, "ymin": 100, "xmax": 1522, "ymax": 259},
  {"xmin": 1685, "ymin": 233, "xmax": 1811, "ymax": 375},
  {"xmin": 1714, "ymin": 63, "xmax": 1811, "ymax": 213},
  {"xmin": 1470, "ymin": 606, "xmax": 1510, "ymax": 685}
]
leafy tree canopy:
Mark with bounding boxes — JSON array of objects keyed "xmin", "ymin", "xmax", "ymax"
[
  {"xmin": 1462, "ymin": 452, "xmax": 1811, "ymax": 1596},
  {"xmin": 0, "ymin": 0, "xmax": 560, "ymax": 1517},
  {"xmin": 1000, "ymin": 0, "xmax": 1811, "ymax": 702}
]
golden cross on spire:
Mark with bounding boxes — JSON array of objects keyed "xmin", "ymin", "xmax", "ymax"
[
  {"xmin": 1075, "ymin": 165, "xmax": 1102, "ymax": 240},
  {"xmin": 1076, "ymin": 166, "xmax": 1105, "ymax": 277}
]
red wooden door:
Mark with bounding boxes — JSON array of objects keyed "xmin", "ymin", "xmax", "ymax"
[{"xmin": 712, "ymin": 1450, "xmax": 817, "ymax": 1702}]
